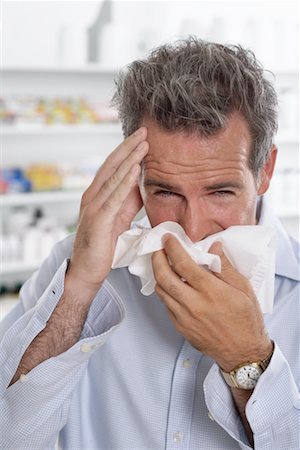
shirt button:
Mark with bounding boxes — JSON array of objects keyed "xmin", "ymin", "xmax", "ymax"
[
  {"xmin": 182, "ymin": 358, "xmax": 192, "ymax": 369},
  {"xmin": 19, "ymin": 374, "xmax": 28, "ymax": 383},
  {"xmin": 208, "ymin": 411, "xmax": 215, "ymax": 421},
  {"xmin": 173, "ymin": 431, "xmax": 184, "ymax": 442},
  {"xmin": 80, "ymin": 343, "xmax": 92, "ymax": 353}
]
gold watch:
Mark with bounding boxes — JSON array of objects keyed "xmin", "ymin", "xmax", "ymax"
[{"xmin": 220, "ymin": 346, "xmax": 274, "ymax": 390}]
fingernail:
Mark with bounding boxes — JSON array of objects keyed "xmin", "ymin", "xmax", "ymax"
[
  {"xmin": 212, "ymin": 241, "xmax": 223, "ymax": 255},
  {"xmin": 134, "ymin": 127, "xmax": 146, "ymax": 136}
]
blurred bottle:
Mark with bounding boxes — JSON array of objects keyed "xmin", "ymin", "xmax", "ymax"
[{"xmin": 87, "ymin": 0, "xmax": 112, "ymax": 63}]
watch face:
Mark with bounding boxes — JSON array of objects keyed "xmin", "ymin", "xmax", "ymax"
[{"xmin": 235, "ymin": 365, "xmax": 263, "ymax": 389}]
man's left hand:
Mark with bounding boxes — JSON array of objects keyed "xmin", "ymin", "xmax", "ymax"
[{"xmin": 152, "ymin": 235, "xmax": 272, "ymax": 372}]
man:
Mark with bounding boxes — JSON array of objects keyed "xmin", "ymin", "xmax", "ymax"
[{"xmin": 0, "ymin": 38, "xmax": 299, "ymax": 449}]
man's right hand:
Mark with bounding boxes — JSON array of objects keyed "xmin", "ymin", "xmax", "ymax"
[
  {"xmin": 66, "ymin": 127, "xmax": 148, "ymax": 296},
  {"xmin": 9, "ymin": 129, "xmax": 149, "ymax": 386}
]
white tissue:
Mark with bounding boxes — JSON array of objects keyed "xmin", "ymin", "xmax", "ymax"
[{"xmin": 112, "ymin": 221, "xmax": 276, "ymax": 314}]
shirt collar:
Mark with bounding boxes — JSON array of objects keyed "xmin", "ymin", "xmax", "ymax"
[{"xmin": 258, "ymin": 197, "xmax": 300, "ymax": 281}]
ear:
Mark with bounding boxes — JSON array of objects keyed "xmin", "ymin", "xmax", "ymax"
[{"xmin": 257, "ymin": 145, "xmax": 277, "ymax": 195}]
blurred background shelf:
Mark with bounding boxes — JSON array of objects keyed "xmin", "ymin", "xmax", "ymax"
[
  {"xmin": 2, "ymin": 123, "xmax": 122, "ymax": 136},
  {"xmin": 1, "ymin": 64, "xmax": 120, "ymax": 74},
  {"xmin": 1, "ymin": 190, "xmax": 83, "ymax": 206}
]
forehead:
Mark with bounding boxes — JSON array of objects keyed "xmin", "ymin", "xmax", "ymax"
[{"xmin": 142, "ymin": 113, "xmax": 252, "ymax": 174}]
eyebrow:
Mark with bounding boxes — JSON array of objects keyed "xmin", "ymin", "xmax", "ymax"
[
  {"xmin": 144, "ymin": 178, "xmax": 243, "ymax": 192},
  {"xmin": 203, "ymin": 181, "xmax": 243, "ymax": 191},
  {"xmin": 143, "ymin": 179, "xmax": 183, "ymax": 192}
]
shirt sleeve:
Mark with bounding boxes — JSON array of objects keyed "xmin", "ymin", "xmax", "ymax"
[
  {"xmin": 0, "ymin": 238, "xmax": 125, "ymax": 450},
  {"xmin": 203, "ymin": 342, "xmax": 300, "ymax": 449}
]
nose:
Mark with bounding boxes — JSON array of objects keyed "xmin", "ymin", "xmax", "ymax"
[{"xmin": 178, "ymin": 202, "xmax": 213, "ymax": 242}]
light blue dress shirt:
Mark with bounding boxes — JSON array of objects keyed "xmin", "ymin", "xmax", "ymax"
[{"xmin": 0, "ymin": 199, "xmax": 299, "ymax": 450}]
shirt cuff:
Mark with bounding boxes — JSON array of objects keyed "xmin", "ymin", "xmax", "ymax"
[
  {"xmin": 203, "ymin": 363, "xmax": 251, "ymax": 448},
  {"xmin": 0, "ymin": 259, "xmax": 125, "ymax": 392},
  {"xmin": 203, "ymin": 342, "xmax": 300, "ymax": 449},
  {"xmin": 245, "ymin": 342, "xmax": 300, "ymax": 449}
]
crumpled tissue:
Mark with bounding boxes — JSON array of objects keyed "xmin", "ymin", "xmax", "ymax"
[{"xmin": 112, "ymin": 221, "xmax": 276, "ymax": 314}]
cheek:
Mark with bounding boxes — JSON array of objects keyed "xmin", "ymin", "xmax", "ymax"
[{"xmin": 212, "ymin": 195, "xmax": 257, "ymax": 227}]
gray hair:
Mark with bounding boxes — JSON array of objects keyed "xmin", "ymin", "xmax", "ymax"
[{"xmin": 111, "ymin": 37, "xmax": 278, "ymax": 177}]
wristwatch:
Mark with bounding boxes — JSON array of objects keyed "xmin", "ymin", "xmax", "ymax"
[{"xmin": 220, "ymin": 346, "xmax": 274, "ymax": 390}]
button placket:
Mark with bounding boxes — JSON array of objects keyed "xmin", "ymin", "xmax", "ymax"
[
  {"xmin": 166, "ymin": 341, "xmax": 202, "ymax": 449},
  {"xmin": 173, "ymin": 431, "xmax": 184, "ymax": 443}
]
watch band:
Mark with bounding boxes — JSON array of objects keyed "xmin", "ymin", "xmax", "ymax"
[{"xmin": 220, "ymin": 345, "xmax": 274, "ymax": 389}]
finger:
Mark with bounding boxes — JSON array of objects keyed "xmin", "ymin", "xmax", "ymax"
[
  {"xmin": 152, "ymin": 248, "xmax": 195, "ymax": 304},
  {"xmin": 209, "ymin": 241, "xmax": 253, "ymax": 295},
  {"xmin": 118, "ymin": 183, "xmax": 143, "ymax": 222},
  {"xmin": 163, "ymin": 235, "xmax": 216, "ymax": 290},
  {"xmin": 82, "ymin": 127, "xmax": 148, "ymax": 205},
  {"xmin": 100, "ymin": 163, "xmax": 142, "ymax": 227},
  {"xmin": 155, "ymin": 283, "xmax": 186, "ymax": 322},
  {"xmin": 93, "ymin": 140, "xmax": 148, "ymax": 209}
]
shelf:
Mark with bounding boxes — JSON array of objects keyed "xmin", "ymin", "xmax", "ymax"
[
  {"xmin": 2, "ymin": 125, "xmax": 298, "ymax": 145},
  {"xmin": 1, "ymin": 123, "xmax": 122, "ymax": 136},
  {"xmin": 0, "ymin": 190, "xmax": 82, "ymax": 206},
  {"xmin": 1, "ymin": 64, "xmax": 120, "ymax": 74},
  {"xmin": 2, "ymin": 65, "xmax": 297, "ymax": 77}
]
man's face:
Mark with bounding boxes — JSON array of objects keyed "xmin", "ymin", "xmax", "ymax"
[{"xmin": 139, "ymin": 112, "xmax": 275, "ymax": 242}]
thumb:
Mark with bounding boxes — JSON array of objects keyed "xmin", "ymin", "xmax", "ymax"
[{"xmin": 209, "ymin": 241, "xmax": 250, "ymax": 293}]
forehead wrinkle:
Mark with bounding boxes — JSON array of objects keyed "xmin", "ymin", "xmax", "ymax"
[
  {"xmin": 144, "ymin": 153, "xmax": 248, "ymax": 172},
  {"xmin": 143, "ymin": 161, "xmax": 246, "ymax": 178},
  {"xmin": 143, "ymin": 167, "xmax": 246, "ymax": 189}
]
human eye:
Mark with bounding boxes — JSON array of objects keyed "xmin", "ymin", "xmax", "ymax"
[
  {"xmin": 212, "ymin": 190, "xmax": 235, "ymax": 197},
  {"xmin": 154, "ymin": 190, "xmax": 178, "ymax": 197}
]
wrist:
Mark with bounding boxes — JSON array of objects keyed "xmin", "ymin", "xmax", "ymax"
[
  {"xmin": 219, "ymin": 339, "xmax": 274, "ymax": 373},
  {"xmin": 220, "ymin": 341, "xmax": 274, "ymax": 390},
  {"xmin": 64, "ymin": 260, "xmax": 103, "ymax": 305}
]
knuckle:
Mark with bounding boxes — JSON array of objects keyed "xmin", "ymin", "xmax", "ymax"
[
  {"xmin": 189, "ymin": 271, "xmax": 204, "ymax": 286},
  {"xmin": 173, "ymin": 257, "xmax": 187, "ymax": 274},
  {"xmin": 102, "ymin": 173, "xmax": 117, "ymax": 192},
  {"xmin": 155, "ymin": 284, "xmax": 166, "ymax": 302},
  {"xmin": 101, "ymin": 200, "xmax": 114, "ymax": 214},
  {"xmin": 177, "ymin": 311, "xmax": 192, "ymax": 329},
  {"xmin": 100, "ymin": 179, "xmax": 112, "ymax": 196},
  {"xmin": 168, "ymin": 282, "xmax": 181, "ymax": 298},
  {"xmin": 154, "ymin": 268, "xmax": 164, "ymax": 285},
  {"xmin": 104, "ymin": 152, "xmax": 118, "ymax": 170},
  {"xmin": 80, "ymin": 190, "xmax": 90, "ymax": 208},
  {"xmin": 110, "ymin": 170, "xmax": 120, "ymax": 185},
  {"xmin": 190, "ymin": 303, "xmax": 203, "ymax": 319},
  {"xmin": 81, "ymin": 201, "xmax": 97, "ymax": 217},
  {"xmin": 154, "ymin": 284, "xmax": 160, "ymax": 296}
]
